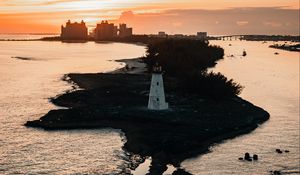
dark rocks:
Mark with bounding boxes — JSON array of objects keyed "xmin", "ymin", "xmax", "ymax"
[
  {"xmin": 172, "ymin": 169, "xmax": 193, "ymax": 175},
  {"xmin": 270, "ymin": 170, "xmax": 282, "ymax": 175},
  {"xmin": 253, "ymin": 154, "xmax": 258, "ymax": 160},
  {"xmin": 276, "ymin": 149, "xmax": 290, "ymax": 154},
  {"xmin": 244, "ymin": 153, "xmax": 251, "ymax": 161},
  {"xmin": 240, "ymin": 153, "xmax": 258, "ymax": 161}
]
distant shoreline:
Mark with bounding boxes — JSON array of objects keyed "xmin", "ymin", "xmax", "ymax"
[
  {"xmin": 269, "ymin": 43, "xmax": 300, "ymax": 52},
  {"xmin": 1, "ymin": 34, "xmax": 299, "ymax": 42}
]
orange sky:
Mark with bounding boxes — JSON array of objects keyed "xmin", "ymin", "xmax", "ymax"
[{"xmin": 0, "ymin": 0, "xmax": 299, "ymax": 34}]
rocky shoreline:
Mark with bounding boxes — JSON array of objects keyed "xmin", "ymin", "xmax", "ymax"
[{"xmin": 25, "ymin": 58, "xmax": 269, "ymax": 175}]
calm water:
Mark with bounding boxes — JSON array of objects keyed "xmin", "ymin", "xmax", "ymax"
[
  {"xmin": 0, "ymin": 34, "xmax": 56, "ymax": 40},
  {"xmin": 0, "ymin": 36, "xmax": 299, "ymax": 175},
  {"xmin": 0, "ymin": 38, "xmax": 146, "ymax": 174},
  {"xmin": 183, "ymin": 40, "xmax": 300, "ymax": 174}
]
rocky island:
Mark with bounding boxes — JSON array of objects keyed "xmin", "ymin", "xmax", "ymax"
[{"xmin": 25, "ymin": 39, "xmax": 270, "ymax": 174}]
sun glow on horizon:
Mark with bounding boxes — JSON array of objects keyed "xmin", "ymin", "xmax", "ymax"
[{"xmin": 0, "ymin": 0, "xmax": 299, "ymax": 34}]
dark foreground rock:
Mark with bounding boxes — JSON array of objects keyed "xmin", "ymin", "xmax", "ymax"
[{"xmin": 25, "ymin": 73, "xmax": 269, "ymax": 175}]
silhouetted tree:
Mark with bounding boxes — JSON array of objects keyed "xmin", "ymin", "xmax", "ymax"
[
  {"xmin": 142, "ymin": 39, "xmax": 243, "ymax": 98},
  {"xmin": 182, "ymin": 71, "xmax": 243, "ymax": 98},
  {"xmin": 143, "ymin": 39, "xmax": 224, "ymax": 76}
]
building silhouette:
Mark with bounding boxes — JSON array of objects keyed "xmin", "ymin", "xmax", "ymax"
[
  {"xmin": 94, "ymin": 21, "xmax": 118, "ymax": 40},
  {"xmin": 119, "ymin": 24, "xmax": 133, "ymax": 38},
  {"xmin": 94, "ymin": 21, "xmax": 133, "ymax": 40},
  {"xmin": 61, "ymin": 20, "xmax": 133, "ymax": 40},
  {"xmin": 61, "ymin": 20, "xmax": 88, "ymax": 40},
  {"xmin": 197, "ymin": 32, "xmax": 207, "ymax": 40},
  {"xmin": 158, "ymin": 31, "xmax": 167, "ymax": 38}
]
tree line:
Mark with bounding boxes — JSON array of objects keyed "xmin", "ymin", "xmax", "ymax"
[{"xmin": 142, "ymin": 39, "xmax": 243, "ymax": 99}]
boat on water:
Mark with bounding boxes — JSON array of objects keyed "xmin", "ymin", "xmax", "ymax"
[{"xmin": 227, "ymin": 54, "xmax": 235, "ymax": 58}]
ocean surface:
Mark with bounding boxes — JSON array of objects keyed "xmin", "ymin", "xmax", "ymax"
[
  {"xmin": 0, "ymin": 35, "xmax": 299, "ymax": 175},
  {"xmin": 0, "ymin": 36, "xmax": 146, "ymax": 174},
  {"xmin": 183, "ymin": 40, "xmax": 300, "ymax": 175},
  {"xmin": 0, "ymin": 34, "xmax": 56, "ymax": 40}
]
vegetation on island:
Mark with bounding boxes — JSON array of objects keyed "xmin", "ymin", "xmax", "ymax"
[
  {"xmin": 142, "ymin": 39, "xmax": 243, "ymax": 98},
  {"xmin": 143, "ymin": 39, "xmax": 223, "ymax": 73},
  {"xmin": 269, "ymin": 43, "xmax": 300, "ymax": 52},
  {"xmin": 240, "ymin": 35, "xmax": 300, "ymax": 42}
]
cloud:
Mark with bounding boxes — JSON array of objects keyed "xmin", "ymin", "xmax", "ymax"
[
  {"xmin": 172, "ymin": 22, "xmax": 182, "ymax": 27},
  {"xmin": 264, "ymin": 21, "xmax": 282, "ymax": 27},
  {"xmin": 113, "ymin": 7, "xmax": 299, "ymax": 35},
  {"xmin": 0, "ymin": 5, "xmax": 298, "ymax": 35},
  {"xmin": 0, "ymin": 0, "xmax": 93, "ymax": 6},
  {"xmin": 236, "ymin": 21, "xmax": 249, "ymax": 26},
  {"xmin": 37, "ymin": 0, "xmax": 83, "ymax": 6}
]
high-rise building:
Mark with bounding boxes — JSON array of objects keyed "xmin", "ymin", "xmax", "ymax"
[
  {"xmin": 119, "ymin": 24, "xmax": 133, "ymax": 38},
  {"xmin": 94, "ymin": 21, "xmax": 118, "ymax": 40},
  {"xmin": 61, "ymin": 20, "xmax": 88, "ymax": 40}
]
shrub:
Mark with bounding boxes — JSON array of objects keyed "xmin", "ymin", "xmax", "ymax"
[
  {"xmin": 182, "ymin": 71, "xmax": 243, "ymax": 98},
  {"xmin": 143, "ymin": 39, "xmax": 224, "ymax": 76}
]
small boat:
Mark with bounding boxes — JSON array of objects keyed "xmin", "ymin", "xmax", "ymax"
[
  {"xmin": 274, "ymin": 52, "xmax": 279, "ymax": 55},
  {"xmin": 227, "ymin": 54, "xmax": 235, "ymax": 58},
  {"xmin": 229, "ymin": 44, "xmax": 232, "ymax": 46},
  {"xmin": 242, "ymin": 50, "xmax": 247, "ymax": 57}
]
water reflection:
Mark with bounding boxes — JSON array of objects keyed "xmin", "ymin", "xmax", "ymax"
[{"xmin": 0, "ymin": 40, "xmax": 145, "ymax": 174}]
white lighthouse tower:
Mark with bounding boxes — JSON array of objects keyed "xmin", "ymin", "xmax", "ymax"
[{"xmin": 148, "ymin": 64, "xmax": 168, "ymax": 110}]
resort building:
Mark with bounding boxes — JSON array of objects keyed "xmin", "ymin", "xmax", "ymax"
[
  {"xmin": 119, "ymin": 24, "xmax": 133, "ymax": 38},
  {"xmin": 61, "ymin": 19, "xmax": 133, "ymax": 40},
  {"xmin": 94, "ymin": 21, "xmax": 118, "ymax": 40},
  {"xmin": 61, "ymin": 20, "xmax": 88, "ymax": 40},
  {"xmin": 94, "ymin": 21, "xmax": 133, "ymax": 40}
]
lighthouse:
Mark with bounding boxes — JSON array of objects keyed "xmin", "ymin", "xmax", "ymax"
[{"xmin": 148, "ymin": 63, "xmax": 168, "ymax": 110}]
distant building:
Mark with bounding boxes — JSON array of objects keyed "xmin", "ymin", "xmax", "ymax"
[
  {"xmin": 94, "ymin": 21, "xmax": 133, "ymax": 40},
  {"xmin": 61, "ymin": 20, "xmax": 88, "ymax": 40},
  {"xmin": 197, "ymin": 32, "xmax": 207, "ymax": 40},
  {"xmin": 94, "ymin": 21, "xmax": 118, "ymax": 40},
  {"xmin": 158, "ymin": 31, "xmax": 167, "ymax": 38},
  {"xmin": 119, "ymin": 24, "xmax": 133, "ymax": 38},
  {"xmin": 173, "ymin": 34, "xmax": 184, "ymax": 38}
]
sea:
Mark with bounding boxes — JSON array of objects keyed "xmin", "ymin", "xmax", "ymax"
[{"xmin": 0, "ymin": 34, "xmax": 299, "ymax": 175}]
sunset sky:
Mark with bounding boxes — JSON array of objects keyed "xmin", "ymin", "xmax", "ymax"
[{"xmin": 0, "ymin": 0, "xmax": 299, "ymax": 35}]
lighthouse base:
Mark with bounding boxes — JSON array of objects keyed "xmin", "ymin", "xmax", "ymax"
[
  {"xmin": 148, "ymin": 73, "xmax": 169, "ymax": 110},
  {"xmin": 148, "ymin": 96, "xmax": 169, "ymax": 110}
]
